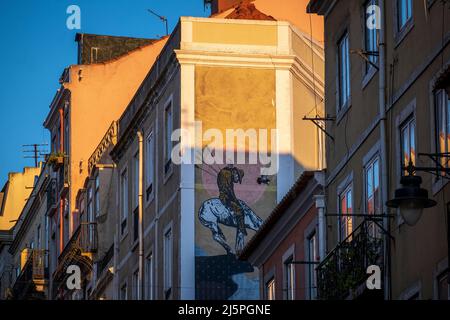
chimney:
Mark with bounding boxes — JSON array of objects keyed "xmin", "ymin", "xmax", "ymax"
[{"xmin": 210, "ymin": 0, "xmax": 254, "ymax": 15}]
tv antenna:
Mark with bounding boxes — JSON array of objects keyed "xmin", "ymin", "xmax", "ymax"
[
  {"xmin": 22, "ymin": 143, "xmax": 48, "ymax": 167},
  {"xmin": 147, "ymin": 9, "xmax": 169, "ymax": 36}
]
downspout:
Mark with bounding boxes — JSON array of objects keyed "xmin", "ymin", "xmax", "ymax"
[
  {"xmin": 113, "ymin": 168, "xmax": 120, "ymax": 299},
  {"xmin": 154, "ymin": 108, "xmax": 160, "ymax": 299},
  {"xmin": 378, "ymin": 0, "xmax": 391, "ymax": 300},
  {"xmin": 137, "ymin": 131, "xmax": 144, "ymax": 300},
  {"xmin": 315, "ymin": 194, "xmax": 326, "ymax": 262},
  {"xmin": 59, "ymin": 107, "xmax": 65, "ymax": 254}
]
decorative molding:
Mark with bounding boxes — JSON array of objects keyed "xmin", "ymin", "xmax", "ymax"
[{"xmin": 88, "ymin": 121, "xmax": 117, "ymax": 175}]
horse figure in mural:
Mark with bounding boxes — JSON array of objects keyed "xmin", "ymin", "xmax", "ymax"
[{"xmin": 198, "ymin": 165, "xmax": 264, "ymax": 255}]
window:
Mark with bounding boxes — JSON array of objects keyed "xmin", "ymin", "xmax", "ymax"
[
  {"xmin": 307, "ymin": 232, "xmax": 319, "ymax": 299},
  {"xmin": 339, "ymin": 185, "xmax": 353, "ymax": 241},
  {"xmin": 266, "ymin": 278, "xmax": 275, "ymax": 300},
  {"xmin": 284, "ymin": 257, "xmax": 295, "ymax": 300},
  {"xmin": 163, "ymin": 227, "xmax": 173, "ymax": 299},
  {"xmin": 338, "ymin": 32, "xmax": 351, "ymax": 110},
  {"xmin": 435, "ymin": 89, "xmax": 450, "ymax": 174},
  {"xmin": 120, "ymin": 169, "xmax": 128, "ymax": 235},
  {"xmin": 397, "ymin": 0, "xmax": 412, "ymax": 31},
  {"xmin": 400, "ymin": 117, "xmax": 416, "ymax": 175},
  {"xmin": 145, "ymin": 132, "xmax": 154, "ymax": 201},
  {"xmin": 164, "ymin": 102, "xmax": 173, "ymax": 174},
  {"xmin": 37, "ymin": 225, "xmax": 41, "ymax": 249},
  {"xmin": 146, "ymin": 254, "xmax": 154, "ymax": 300},
  {"xmin": 120, "ymin": 283, "xmax": 127, "ymax": 300},
  {"xmin": 87, "ymin": 187, "xmax": 94, "ymax": 243},
  {"xmin": 364, "ymin": 0, "xmax": 379, "ymax": 73},
  {"xmin": 437, "ymin": 271, "xmax": 449, "ymax": 300},
  {"xmin": 94, "ymin": 175, "xmax": 100, "ymax": 217},
  {"xmin": 365, "ymin": 157, "xmax": 381, "ymax": 215},
  {"xmin": 132, "ymin": 270, "xmax": 139, "ymax": 300}
]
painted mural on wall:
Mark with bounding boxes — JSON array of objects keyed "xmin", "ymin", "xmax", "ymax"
[
  {"xmin": 195, "ymin": 66, "xmax": 276, "ymax": 300},
  {"xmin": 198, "ymin": 165, "xmax": 263, "ymax": 254}
]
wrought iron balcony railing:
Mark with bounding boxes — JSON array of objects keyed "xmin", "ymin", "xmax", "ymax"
[
  {"xmin": 12, "ymin": 249, "xmax": 48, "ymax": 300},
  {"xmin": 316, "ymin": 219, "xmax": 384, "ymax": 300}
]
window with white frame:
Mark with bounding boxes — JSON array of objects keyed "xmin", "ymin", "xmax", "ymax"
[
  {"xmin": 400, "ymin": 116, "xmax": 416, "ymax": 175},
  {"xmin": 120, "ymin": 169, "xmax": 128, "ymax": 235},
  {"xmin": 146, "ymin": 253, "xmax": 154, "ymax": 300},
  {"xmin": 164, "ymin": 101, "xmax": 173, "ymax": 175},
  {"xmin": 145, "ymin": 131, "xmax": 154, "ymax": 202},
  {"xmin": 284, "ymin": 256, "xmax": 295, "ymax": 300},
  {"xmin": 307, "ymin": 232, "xmax": 319, "ymax": 299},
  {"xmin": 132, "ymin": 270, "xmax": 139, "ymax": 300},
  {"xmin": 397, "ymin": 0, "xmax": 413, "ymax": 31},
  {"xmin": 266, "ymin": 278, "xmax": 275, "ymax": 300},
  {"xmin": 338, "ymin": 32, "xmax": 351, "ymax": 111},
  {"xmin": 435, "ymin": 89, "xmax": 450, "ymax": 175},
  {"xmin": 164, "ymin": 227, "xmax": 173, "ymax": 299},
  {"xmin": 364, "ymin": 0, "xmax": 379, "ymax": 73},
  {"xmin": 339, "ymin": 185, "xmax": 353, "ymax": 241}
]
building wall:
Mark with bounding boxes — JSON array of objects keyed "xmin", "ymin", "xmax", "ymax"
[
  {"xmin": 194, "ymin": 66, "xmax": 277, "ymax": 300},
  {"xmin": 315, "ymin": 0, "xmax": 450, "ymax": 300},
  {"xmin": 260, "ymin": 204, "xmax": 317, "ymax": 300},
  {"xmin": 0, "ymin": 167, "xmax": 41, "ymax": 231},
  {"xmin": 212, "ymin": 0, "xmax": 324, "ymax": 43},
  {"xmin": 64, "ymin": 38, "xmax": 168, "ymax": 233},
  {"xmin": 176, "ymin": 16, "xmax": 324, "ymax": 299}
]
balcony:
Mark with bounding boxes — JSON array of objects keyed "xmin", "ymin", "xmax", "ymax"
[
  {"xmin": 46, "ymin": 178, "xmax": 58, "ymax": 214},
  {"xmin": 57, "ymin": 156, "xmax": 69, "ymax": 196},
  {"xmin": 316, "ymin": 219, "xmax": 384, "ymax": 300},
  {"xmin": 12, "ymin": 250, "xmax": 48, "ymax": 300},
  {"xmin": 52, "ymin": 223, "xmax": 97, "ymax": 297}
]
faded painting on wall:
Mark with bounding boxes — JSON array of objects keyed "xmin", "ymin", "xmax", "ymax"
[{"xmin": 194, "ymin": 66, "xmax": 277, "ymax": 300}]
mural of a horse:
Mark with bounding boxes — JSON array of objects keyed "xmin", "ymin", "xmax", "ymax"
[
  {"xmin": 198, "ymin": 166, "xmax": 264, "ymax": 254},
  {"xmin": 198, "ymin": 198, "xmax": 263, "ymax": 254}
]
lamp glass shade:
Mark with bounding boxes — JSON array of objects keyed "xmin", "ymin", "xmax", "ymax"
[{"xmin": 399, "ymin": 199, "xmax": 424, "ymax": 226}]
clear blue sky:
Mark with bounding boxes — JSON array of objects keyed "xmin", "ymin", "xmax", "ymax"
[{"xmin": 0, "ymin": 0, "xmax": 209, "ymax": 185}]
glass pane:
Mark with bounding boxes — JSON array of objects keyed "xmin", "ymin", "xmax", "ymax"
[{"xmin": 410, "ymin": 122, "xmax": 416, "ymax": 165}]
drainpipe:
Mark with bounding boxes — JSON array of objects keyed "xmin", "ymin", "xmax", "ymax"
[
  {"xmin": 315, "ymin": 195, "xmax": 326, "ymax": 261},
  {"xmin": 137, "ymin": 131, "xmax": 144, "ymax": 300},
  {"xmin": 113, "ymin": 168, "xmax": 120, "ymax": 300},
  {"xmin": 59, "ymin": 107, "xmax": 65, "ymax": 254},
  {"xmin": 378, "ymin": 0, "xmax": 391, "ymax": 300}
]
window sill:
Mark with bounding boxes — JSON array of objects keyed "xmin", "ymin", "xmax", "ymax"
[
  {"xmin": 120, "ymin": 226, "xmax": 128, "ymax": 243},
  {"xmin": 432, "ymin": 177, "xmax": 449, "ymax": 196},
  {"xmin": 336, "ymin": 101, "xmax": 352, "ymax": 125},
  {"xmin": 394, "ymin": 20, "xmax": 414, "ymax": 49},
  {"xmin": 362, "ymin": 66, "xmax": 378, "ymax": 90},
  {"xmin": 163, "ymin": 164, "xmax": 173, "ymax": 185}
]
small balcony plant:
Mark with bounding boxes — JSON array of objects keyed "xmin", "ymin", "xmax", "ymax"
[{"xmin": 46, "ymin": 152, "xmax": 66, "ymax": 169}]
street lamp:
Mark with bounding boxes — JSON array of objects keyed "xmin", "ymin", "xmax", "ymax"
[{"xmin": 386, "ymin": 172, "xmax": 436, "ymax": 226}]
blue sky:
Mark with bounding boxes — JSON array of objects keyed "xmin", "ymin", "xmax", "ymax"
[{"xmin": 0, "ymin": 0, "xmax": 208, "ymax": 185}]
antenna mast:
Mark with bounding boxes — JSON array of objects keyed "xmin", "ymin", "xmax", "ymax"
[
  {"xmin": 147, "ymin": 9, "xmax": 169, "ymax": 36},
  {"xmin": 22, "ymin": 143, "xmax": 48, "ymax": 167}
]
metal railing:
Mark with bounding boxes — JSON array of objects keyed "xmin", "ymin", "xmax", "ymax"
[
  {"xmin": 12, "ymin": 249, "xmax": 48, "ymax": 299},
  {"xmin": 316, "ymin": 219, "xmax": 384, "ymax": 300}
]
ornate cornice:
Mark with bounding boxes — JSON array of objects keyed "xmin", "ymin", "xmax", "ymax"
[{"xmin": 88, "ymin": 121, "xmax": 117, "ymax": 175}]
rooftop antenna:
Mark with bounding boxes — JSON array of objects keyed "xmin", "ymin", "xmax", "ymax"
[
  {"xmin": 147, "ymin": 9, "xmax": 169, "ymax": 36},
  {"xmin": 22, "ymin": 143, "xmax": 48, "ymax": 167}
]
